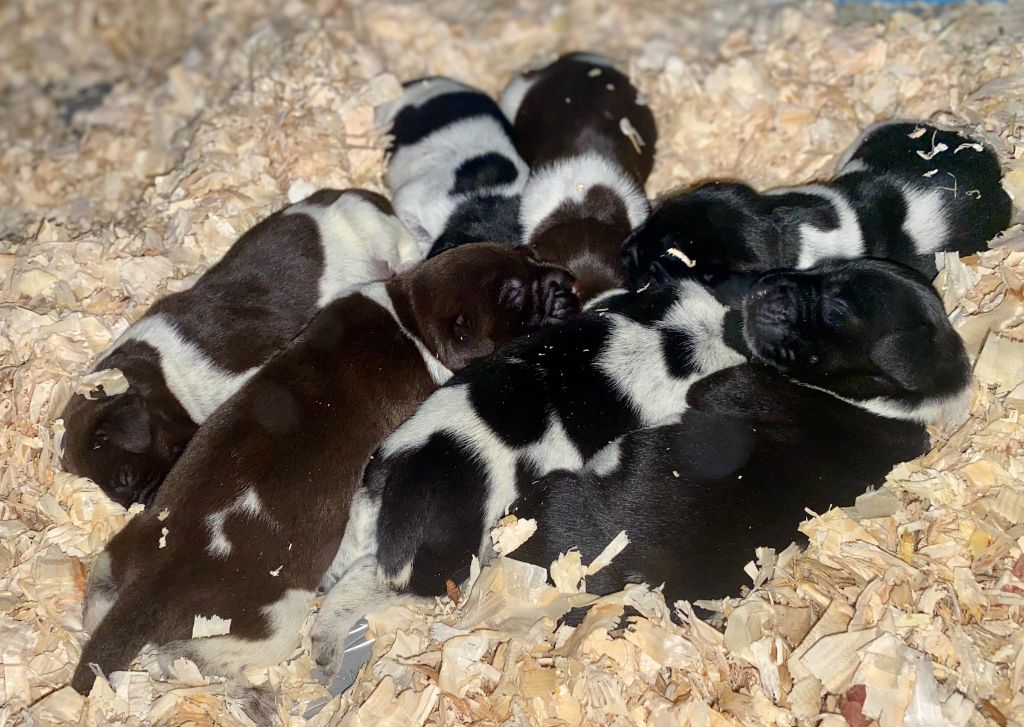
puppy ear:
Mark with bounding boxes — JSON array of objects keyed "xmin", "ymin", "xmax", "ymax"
[
  {"xmin": 869, "ymin": 327, "xmax": 933, "ymax": 392},
  {"xmin": 95, "ymin": 395, "xmax": 152, "ymax": 454}
]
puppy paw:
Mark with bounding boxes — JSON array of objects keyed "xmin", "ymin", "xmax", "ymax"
[
  {"xmin": 310, "ymin": 616, "xmax": 344, "ymax": 673},
  {"xmin": 544, "ymin": 282, "xmax": 580, "ymax": 323}
]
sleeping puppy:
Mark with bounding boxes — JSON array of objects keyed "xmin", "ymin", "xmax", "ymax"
[
  {"xmin": 314, "ymin": 258, "xmax": 971, "ymax": 659},
  {"xmin": 309, "ymin": 276, "xmax": 747, "ymax": 673},
  {"xmin": 503, "ymin": 53, "xmax": 658, "ymax": 301},
  {"xmin": 70, "ymin": 243, "xmax": 578, "ymax": 702},
  {"xmin": 60, "ymin": 190, "xmax": 425, "ymax": 508},
  {"xmin": 623, "ymin": 121, "xmax": 1012, "ymax": 290},
  {"xmin": 511, "ymin": 258, "xmax": 972, "ymax": 608},
  {"xmin": 379, "ymin": 77, "xmax": 530, "ymax": 256}
]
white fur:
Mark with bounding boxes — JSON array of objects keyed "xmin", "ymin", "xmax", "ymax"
[
  {"xmin": 312, "ymin": 557, "xmax": 427, "ymax": 674},
  {"xmin": 660, "ymin": 284, "xmax": 747, "ymax": 376},
  {"xmin": 521, "ymin": 417, "xmax": 585, "ymax": 477},
  {"xmin": 205, "ymin": 487, "xmax": 275, "ymax": 558},
  {"xmin": 596, "ymin": 283, "xmax": 743, "ymax": 426},
  {"xmin": 360, "ymin": 283, "xmax": 453, "ymax": 386},
  {"xmin": 586, "ymin": 439, "xmax": 622, "ymax": 477},
  {"xmin": 386, "ymin": 115, "xmax": 529, "ymax": 243},
  {"xmin": 285, "ymin": 193, "xmax": 424, "ymax": 306},
  {"xmin": 520, "ymin": 152, "xmax": 649, "ymax": 242},
  {"xmin": 498, "ymin": 73, "xmax": 538, "ymax": 123},
  {"xmin": 83, "ymin": 551, "xmax": 115, "ymax": 633},
  {"xmin": 834, "ymin": 158, "xmax": 868, "ymax": 176},
  {"xmin": 853, "ymin": 386, "xmax": 972, "ymax": 426},
  {"xmin": 116, "ymin": 315, "xmax": 258, "ymax": 424},
  {"xmin": 175, "ymin": 588, "xmax": 314, "ymax": 675},
  {"xmin": 320, "ymin": 488, "xmax": 380, "ymax": 592},
  {"xmin": 767, "ymin": 184, "xmax": 865, "ymax": 268},
  {"xmin": 900, "ymin": 186, "xmax": 949, "ymax": 254},
  {"xmin": 583, "ymin": 287, "xmax": 628, "ymax": 311}
]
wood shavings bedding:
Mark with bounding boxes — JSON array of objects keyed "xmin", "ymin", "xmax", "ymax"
[{"xmin": 2, "ymin": 0, "xmax": 1023, "ymax": 724}]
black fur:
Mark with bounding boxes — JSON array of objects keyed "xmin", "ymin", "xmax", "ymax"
[
  {"xmin": 340, "ymin": 259, "xmax": 971, "ymax": 612},
  {"xmin": 623, "ymin": 121, "xmax": 1013, "ymax": 290},
  {"xmin": 510, "ymin": 363, "xmax": 931, "ymax": 608},
  {"xmin": 384, "ymin": 77, "xmax": 528, "ymax": 255}
]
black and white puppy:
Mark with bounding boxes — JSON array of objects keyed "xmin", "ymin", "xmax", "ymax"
[
  {"xmin": 379, "ymin": 77, "xmax": 530, "ymax": 257},
  {"xmin": 310, "ymin": 277, "xmax": 746, "ymax": 672},
  {"xmin": 511, "ymin": 258, "xmax": 972, "ymax": 607},
  {"xmin": 313, "ymin": 259, "xmax": 971, "ymax": 662},
  {"xmin": 623, "ymin": 121, "xmax": 1013, "ymax": 290},
  {"xmin": 71, "ymin": 243, "xmax": 578, "ymax": 700},
  {"xmin": 60, "ymin": 190, "xmax": 425, "ymax": 507},
  {"xmin": 503, "ymin": 53, "xmax": 658, "ymax": 301}
]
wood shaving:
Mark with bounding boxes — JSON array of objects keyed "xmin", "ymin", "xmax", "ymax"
[
  {"xmin": 2, "ymin": 0, "xmax": 1023, "ymax": 724},
  {"xmin": 619, "ymin": 116, "xmax": 646, "ymax": 153},
  {"xmin": 75, "ymin": 368, "xmax": 129, "ymax": 399},
  {"xmin": 192, "ymin": 614, "xmax": 232, "ymax": 639},
  {"xmin": 666, "ymin": 246, "xmax": 698, "ymax": 267}
]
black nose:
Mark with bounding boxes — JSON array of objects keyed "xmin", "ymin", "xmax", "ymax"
[
  {"xmin": 534, "ymin": 270, "xmax": 580, "ymax": 324},
  {"xmin": 750, "ymin": 280, "xmax": 797, "ymax": 323}
]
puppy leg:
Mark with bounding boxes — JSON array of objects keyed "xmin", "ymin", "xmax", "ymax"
[
  {"xmin": 311, "ymin": 556, "xmax": 428, "ymax": 675},
  {"xmin": 83, "ymin": 551, "xmax": 117, "ymax": 633},
  {"xmin": 160, "ymin": 588, "xmax": 314, "ymax": 677}
]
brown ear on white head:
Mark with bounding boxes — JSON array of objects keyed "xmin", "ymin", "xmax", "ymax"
[
  {"xmin": 96, "ymin": 395, "xmax": 153, "ymax": 454},
  {"xmin": 868, "ymin": 327, "xmax": 941, "ymax": 393}
]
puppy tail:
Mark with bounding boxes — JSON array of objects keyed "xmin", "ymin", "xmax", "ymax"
[{"xmin": 71, "ymin": 594, "xmax": 157, "ymax": 694}]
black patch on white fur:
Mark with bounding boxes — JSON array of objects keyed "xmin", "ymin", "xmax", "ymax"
[
  {"xmin": 389, "ymin": 87, "xmax": 514, "ymax": 151},
  {"xmin": 452, "ymin": 153, "xmax": 520, "ymax": 195}
]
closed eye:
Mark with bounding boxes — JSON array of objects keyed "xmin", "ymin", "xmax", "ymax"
[{"xmin": 821, "ymin": 298, "xmax": 851, "ymax": 328}]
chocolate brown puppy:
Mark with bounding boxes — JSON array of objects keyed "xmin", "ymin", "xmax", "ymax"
[
  {"xmin": 502, "ymin": 53, "xmax": 658, "ymax": 300},
  {"xmin": 61, "ymin": 190, "xmax": 426, "ymax": 507},
  {"xmin": 71, "ymin": 243, "xmax": 578, "ymax": 705}
]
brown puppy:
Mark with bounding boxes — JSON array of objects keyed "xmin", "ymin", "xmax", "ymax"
[
  {"xmin": 71, "ymin": 243, "xmax": 578, "ymax": 703},
  {"xmin": 502, "ymin": 53, "xmax": 658, "ymax": 301},
  {"xmin": 60, "ymin": 189, "xmax": 426, "ymax": 508}
]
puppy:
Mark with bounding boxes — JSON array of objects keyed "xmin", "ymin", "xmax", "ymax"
[
  {"xmin": 70, "ymin": 243, "xmax": 578, "ymax": 699},
  {"xmin": 503, "ymin": 53, "xmax": 658, "ymax": 301},
  {"xmin": 623, "ymin": 121, "xmax": 1013, "ymax": 290},
  {"xmin": 512, "ymin": 258, "xmax": 972, "ymax": 607},
  {"xmin": 379, "ymin": 77, "xmax": 530, "ymax": 256},
  {"xmin": 309, "ymin": 277, "xmax": 747, "ymax": 673},
  {"xmin": 60, "ymin": 190, "xmax": 425, "ymax": 507}
]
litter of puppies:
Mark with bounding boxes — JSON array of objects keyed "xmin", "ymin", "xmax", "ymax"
[{"xmin": 2, "ymin": 0, "xmax": 1024, "ymax": 725}]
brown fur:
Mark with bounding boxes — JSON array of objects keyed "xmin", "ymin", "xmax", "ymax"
[
  {"xmin": 60, "ymin": 189, "xmax": 403, "ymax": 507},
  {"xmin": 510, "ymin": 53, "xmax": 657, "ymax": 184},
  {"xmin": 71, "ymin": 243, "xmax": 577, "ymax": 696}
]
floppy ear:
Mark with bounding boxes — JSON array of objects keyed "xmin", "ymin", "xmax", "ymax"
[
  {"xmin": 869, "ymin": 327, "xmax": 934, "ymax": 392},
  {"xmin": 95, "ymin": 395, "xmax": 152, "ymax": 454}
]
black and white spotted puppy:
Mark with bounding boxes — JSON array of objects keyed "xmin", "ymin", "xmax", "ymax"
[
  {"xmin": 511, "ymin": 258, "xmax": 972, "ymax": 608},
  {"xmin": 502, "ymin": 53, "xmax": 658, "ymax": 301},
  {"xmin": 310, "ymin": 279, "xmax": 746, "ymax": 671},
  {"xmin": 60, "ymin": 190, "xmax": 424, "ymax": 507},
  {"xmin": 623, "ymin": 121, "xmax": 1013, "ymax": 290},
  {"xmin": 379, "ymin": 77, "xmax": 530, "ymax": 257}
]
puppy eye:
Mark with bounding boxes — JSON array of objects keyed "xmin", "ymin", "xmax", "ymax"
[
  {"xmin": 821, "ymin": 299, "xmax": 850, "ymax": 328},
  {"xmin": 808, "ymin": 354, "xmax": 820, "ymax": 365},
  {"xmin": 453, "ymin": 313, "xmax": 470, "ymax": 341}
]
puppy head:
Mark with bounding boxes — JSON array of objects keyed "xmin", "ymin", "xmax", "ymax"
[
  {"xmin": 60, "ymin": 387, "xmax": 184, "ymax": 508},
  {"xmin": 402, "ymin": 243, "xmax": 579, "ymax": 370},
  {"xmin": 622, "ymin": 181, "xmax": 775, "ymax": 291},
  {"xmin": 741, "ymin": 258, "xmax": 971, "ymax": 420}
]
